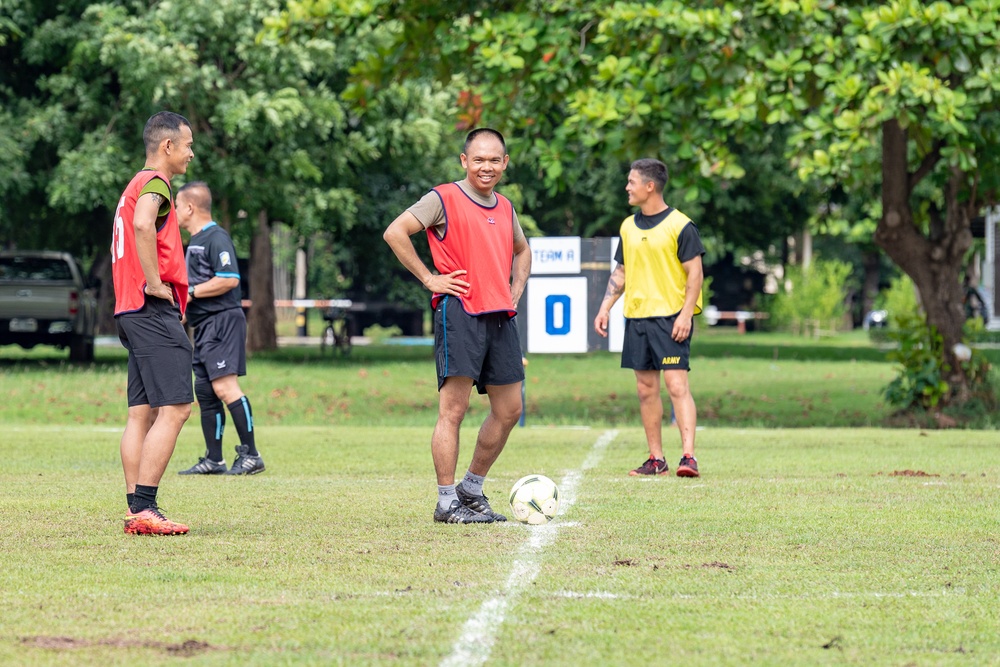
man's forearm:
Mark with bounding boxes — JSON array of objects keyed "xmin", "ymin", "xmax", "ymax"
[
  {"xmin": 192, "ymin": 277, "xmax": 240, "ymax": 298},
  {"xmin": 598, "ymin": 265, "xmax": 626, "ymax": 314}
]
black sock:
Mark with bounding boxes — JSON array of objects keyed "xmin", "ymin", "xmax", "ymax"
[
  {"xmin": 126, "ymin": 493, "xmax": 135, "ymax": 511},
  {"xmin": 200, "ymin": 406, "xmax": 226, "ymax": 462},
  {"xmin": 227, "ymin": 396, "xmax": 257, "ymax": 456},
  {"xmin": 132, "ymin": 485, "xmax": 158, "ymax": 512}
]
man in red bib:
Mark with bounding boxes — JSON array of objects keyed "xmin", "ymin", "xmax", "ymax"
[
  {"xmin": 112, "ymin": 111, "xmax": 195, "ymax": 535},
  {"xmin": 384, "ymin": 128, "xmax": 532, "ymax": 524}
]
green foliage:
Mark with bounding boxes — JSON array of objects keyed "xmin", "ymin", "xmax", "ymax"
[
  {"xmin": 4, "ymin": 0, "xmax": 1000, "ymax": 387},
  {"xmin": 883, "ymin": 311, "xmax": 950, "ymax": 410},
  {"xmin": 768, "ymin": 259, "xmax": 854, "ymax": 336},
  {"xmin": 868, "ymin": 272, "xmax": 921, "ymax": 344},
  {"xmin": 877, "ymin": 276, "xmax": 996, "ymax": 411},
  {"xmin": 876, "ymin": 273, "xmax": 921, "ymax": 321},
  {"xmin": 362, "ymin": 323, "xmax": 403, "ymax": 343}
]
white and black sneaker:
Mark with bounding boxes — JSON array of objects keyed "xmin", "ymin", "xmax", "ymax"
[
  {"xmin": 434, "ymin": 499, "xmax": 494, "ymax": 524},
  {"xmin": 178, "ymin": 457, "xmax": 227, "ymax": 475},
  {"xmin": 224, "ymin": 445, "xmax": 265, "ymax": 475},
  {"xmin": 456, "ymin": 484, "xmax": 508, "ymax": 521}
]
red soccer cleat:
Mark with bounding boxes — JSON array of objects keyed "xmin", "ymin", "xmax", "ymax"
[{"xmin": 124, "ymin": 506, "xmax": 189, "ymax": 535}]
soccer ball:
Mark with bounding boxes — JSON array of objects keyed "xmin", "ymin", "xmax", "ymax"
[{"xmin": 509, "ymin": 474, "xmax": 559, "ymax": 525}]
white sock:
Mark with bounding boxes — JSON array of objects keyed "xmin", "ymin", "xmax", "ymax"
[
  {"xmin": 438, "ymin": 484, "xmax": 457, "ymax": 510},
  {"xmin": 461, "ymin": 471, "xmax": 485, "ymax": 496}
]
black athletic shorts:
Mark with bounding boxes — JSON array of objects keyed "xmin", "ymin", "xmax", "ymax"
[
  {"xmin": 116, "ymin": 296, "xmax": 194, "ymax": 408},
  {"xmin": 192, "ymin": 307, "xmax": 247, "ymax": 385},
  {"xmin": 621, "ymin": 316, "xmax": 692, "ymax": 372},
  {"xmin": 434, "ymin": 295, "xmax": 524, "ymax": 394}
]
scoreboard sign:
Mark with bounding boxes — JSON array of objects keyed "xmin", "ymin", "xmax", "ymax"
[
  {"xmin": 529, "ymin": 237, "xmax": 581, "ymax": 275},
  {"xmin": 525, "ymin": 276, "xmax": 589, "ymax": 353},
  {"xmin": 520, "ymin": 237, "xmax": 626, "ymax": 354}
]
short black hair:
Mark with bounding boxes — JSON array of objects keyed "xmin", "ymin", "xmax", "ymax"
[
  {"xmin": 630, "ymin": 158, "xmax": 668, "ymax": 192},
  {"xmin": 143, "ymin": 111, "xmax": 191, "ymax": 154},
  {"xmin": 464, "ymin": 127, "xmax": 506, "ymax": 155},
  {"xmin": 176, "ymin": 180, "xmax": 212, "ymax": 213}
]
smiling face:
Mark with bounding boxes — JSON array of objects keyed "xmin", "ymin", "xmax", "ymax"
[
  {"xmin": 460, "ymin": 134, "xmax": 509, "ymax": 196},
  {"xmin": 166, "ymin": 124, "xmax": 195, "ymax": 178},
  {"xmin": 625, "ymin": 169, "xmax": 653, "ymax": 208}
]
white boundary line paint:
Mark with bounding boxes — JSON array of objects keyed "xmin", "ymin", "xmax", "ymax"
[{"xmin": 440, "ymin": 429, "xmax": 618, "ymax": 667}]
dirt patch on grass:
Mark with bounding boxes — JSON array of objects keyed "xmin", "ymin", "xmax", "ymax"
[
  {"xmin": 701, "ymin": 561, "xmax": 735, "ymax": 570},
  {"xmin": 22, "ymin": 636, "xmax": 217, "ymax": 656},
  {"xmin": 884, "ymin": 470, "xmax": 940, "ymax": 477}
]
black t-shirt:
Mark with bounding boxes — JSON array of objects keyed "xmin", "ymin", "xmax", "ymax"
[
  {"xmin": 185, "ymin": 222, "xmax": 242, "ymax": 327},
  {"xmin": 614, "ymin": 207, "xmax": 706, "ymax": 265}
]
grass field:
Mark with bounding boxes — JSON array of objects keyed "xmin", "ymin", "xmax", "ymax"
[
  {"xmin": 1, "ymin": 334, "xmax": 999, "ymax": 665},
  {"xmin": 1, "ymin": 425, "xmax": 998, "ymax": 666}
]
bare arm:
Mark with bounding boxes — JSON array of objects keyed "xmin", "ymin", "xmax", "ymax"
[
  {"xmin": 593, "ymin": 263, "xmax": 626, "ymax": 337},
  {"xmin": 133, "ymin": 192, "xmax": 174, "ymax": 305},
  {"xmin": 510, "ymin": 219, "xmax": 531, "ymax": 306},
  {"xmin": 382, "ymin": 210, "xmax": 470, "ymax": 296},
  {"xmin": 671, "ymin": 255, "xmax": 704, "ymax": 342}
]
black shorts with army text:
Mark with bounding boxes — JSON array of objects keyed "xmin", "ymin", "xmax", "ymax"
[{"xmin": 621, "ymin": 316, "xmax": 692, "ymax": 372}]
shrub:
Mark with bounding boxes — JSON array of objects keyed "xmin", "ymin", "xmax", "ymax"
[
  {"xmin": 868, "ymin": 274, "xmax": 921, "ymax": 343},
  {"xmin": 882, "ymin": 311, "xmax": 950, "ymax": 409},
  {"xmin": 768, "ymin": 259, "xmax": 854, "ymax": 337},
  {"xmin": 882, "ymin": 300, "xmax": 995, "ymax": 413},
  {"xmin": 363, "ymin": 324, "xmax": 403, "ymax": 343}
]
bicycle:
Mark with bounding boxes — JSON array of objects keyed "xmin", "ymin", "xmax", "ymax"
[{"xmin": 320, "ymin": 306, "xmax": 353, "ymax": 355}]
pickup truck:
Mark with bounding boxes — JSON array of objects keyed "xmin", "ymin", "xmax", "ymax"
[{"xmin": 0, "ymin": 251, "xmax": 98, "ymax": 361}]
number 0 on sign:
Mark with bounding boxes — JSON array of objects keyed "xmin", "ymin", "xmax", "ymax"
[{"xmin": 526, "ymin": 276, "xmax": 588, "ymax": 353}]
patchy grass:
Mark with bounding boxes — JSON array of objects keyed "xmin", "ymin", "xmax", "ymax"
[{"xmin": 1, "ymin": 426, "xmax": 998, "ymax": 665}]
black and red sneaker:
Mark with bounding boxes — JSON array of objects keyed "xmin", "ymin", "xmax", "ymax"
[
  {"xmin": 676, "ymin": 455, "xmax": 700, "ymax": 478},
  {"xmin": 629, "ymin": 457, "xmax": 669, "ymax": 476}
]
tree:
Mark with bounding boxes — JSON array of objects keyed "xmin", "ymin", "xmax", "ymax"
[
  {"xmin": 279, "ymin": 0, "xmax": 819, "ymax": 273},
  {"xmin": 1, "ymin": 0, "xmax": 459, "ymax": 345},
  {"xmin": 732, "ymin": 1, "xmax": 1000, "ymax": 401},
  {"xmin": 341, "ymin": 0, "xmax": 999, "ymax": 405}
]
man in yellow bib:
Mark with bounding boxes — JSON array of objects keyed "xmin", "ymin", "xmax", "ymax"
[{"xmin": 594, "ymin": 159, "xmax": 704, "ymax": 477}]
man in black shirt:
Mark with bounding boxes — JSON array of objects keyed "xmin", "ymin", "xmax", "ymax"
[{"xmin": 176, "ymin": 181, "xmax": 265, "ymax": 476}]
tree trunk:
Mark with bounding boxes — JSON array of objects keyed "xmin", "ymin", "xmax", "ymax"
[
  {"xmin": 246, "ymin": 209, "xmax": 277, "ymax": 352},
  {"xmin": 874, "ymin": 120, "xmax": 972, "ymax": 403}
]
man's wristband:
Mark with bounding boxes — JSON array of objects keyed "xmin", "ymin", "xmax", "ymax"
[{"xmin": 189, "ymin": 285, "xmax": 196, "ymax": 300}]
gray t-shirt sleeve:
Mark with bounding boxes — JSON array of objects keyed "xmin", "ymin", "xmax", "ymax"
[{"xmin": 407, "ymin": 191, "xmax": 445, "ymax": 230}]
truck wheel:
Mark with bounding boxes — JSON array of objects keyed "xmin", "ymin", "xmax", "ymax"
[{"xmin": 69, "ymin": 335, "xmax": 95, "ymax": 362}]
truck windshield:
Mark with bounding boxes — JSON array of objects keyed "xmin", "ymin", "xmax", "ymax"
[{"xmin": 0, "ymin": 257, "xmax": 73, "ymax": 281}]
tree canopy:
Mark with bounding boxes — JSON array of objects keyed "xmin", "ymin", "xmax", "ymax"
[{"xmin": 3, "ymin": 0, "xmax": 999, "ymax": 403}]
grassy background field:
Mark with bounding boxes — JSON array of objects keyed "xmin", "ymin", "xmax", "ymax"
[
  {"xmin": 1, "ymin": 332, "xmax": 998, "ymax": 665},
  {"xmin": 0, "ymin": 331, "xmax": 901, "ymax": 428}
]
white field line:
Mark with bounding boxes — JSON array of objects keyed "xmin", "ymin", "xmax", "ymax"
[{"xmin": 440, "ymin": 429, "xmax": 618, "ymax": 667}]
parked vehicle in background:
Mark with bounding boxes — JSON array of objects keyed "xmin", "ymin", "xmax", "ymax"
[{"xmin": 0, "ymin": 251, "xmax": 98, "ymax": 361}]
